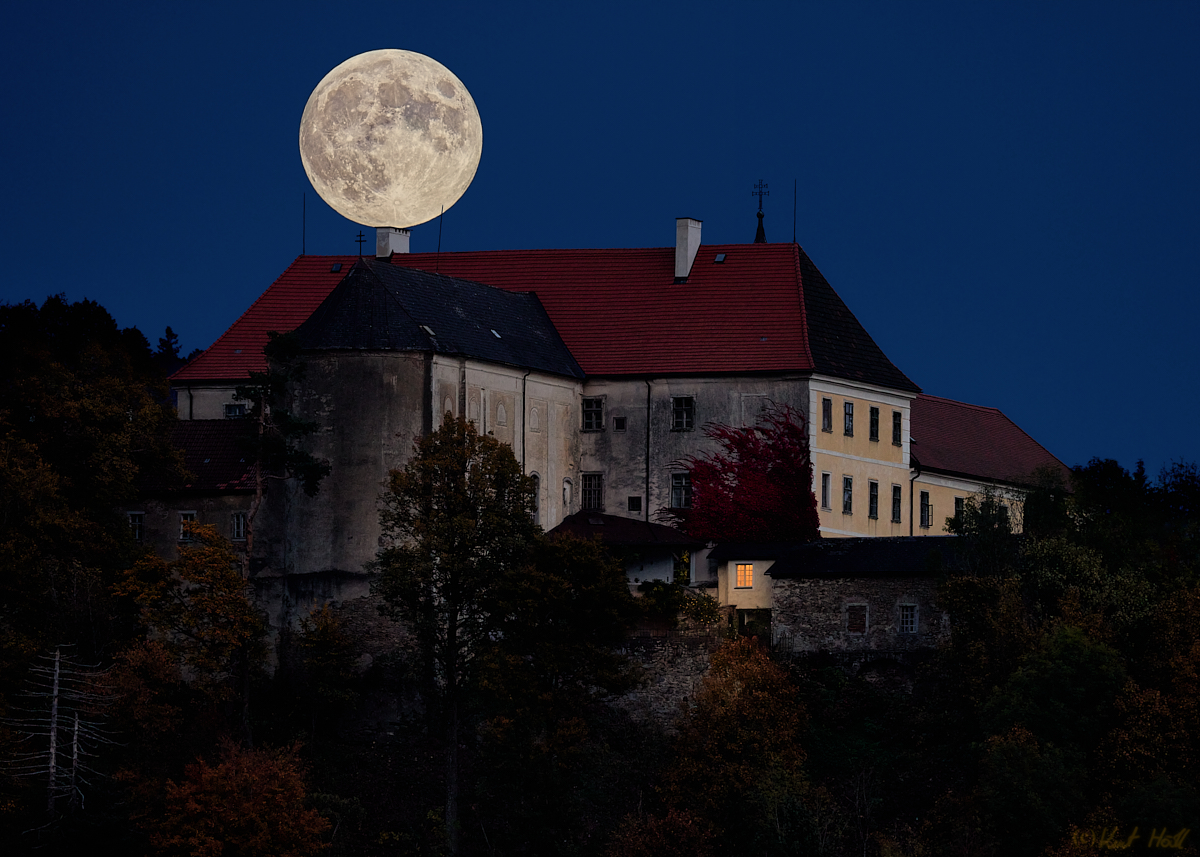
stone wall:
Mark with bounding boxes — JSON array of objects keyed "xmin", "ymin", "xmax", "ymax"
[
  {"xmin": 771, "ymin": 575, "xmax": 946, "ymax": 654},
  {"xmin": 610, "ymin": 634, "xmax": 719, "ymax": 731}
]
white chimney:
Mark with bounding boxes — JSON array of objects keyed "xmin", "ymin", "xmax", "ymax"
[
  {"xmin": 675, "ymin": 217, "xmax": 702, "ymax": 280},
  {"xmin": 376, "ymin": 227, "xmax": 411, "ymax": 257}
]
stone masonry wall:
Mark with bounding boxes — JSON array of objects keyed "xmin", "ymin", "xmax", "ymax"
[
  {"xmin": 609, "ymin": 635, "xmax": 719, "ymax": 731},
  {"xmin": 771, "ymin": 576, "xmax": 947, "ymax": 654}
]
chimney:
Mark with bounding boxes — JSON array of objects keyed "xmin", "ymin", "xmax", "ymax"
[
  {"xmin": 675, "ymin": 217, "xmax": 702, "ymax": 281},
  {"xmin": 376, "ymin": 227, "xmax": 411, "ymax": 257}
]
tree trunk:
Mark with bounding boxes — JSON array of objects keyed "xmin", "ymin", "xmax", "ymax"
[
  {"xmin": 446, "ymin": 697, "xmax": 459, "ymax": 855},
  {"xmin": 46, "ymin": 648, "xmax": 60, "ymax": 813}
]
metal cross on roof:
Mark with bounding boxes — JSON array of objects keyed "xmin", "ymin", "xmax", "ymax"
[
  {"xmin": 752, "ymin": 179, "xmax": 769, "ymax": 211},
  {"xmin": 355, "ymin": 230, "xmax": 367, "ymax": 255}
]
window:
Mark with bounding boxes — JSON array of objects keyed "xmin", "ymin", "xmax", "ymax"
[
  {"xmin": 582, "ymin": 474, "xmax": 604, "ymax": 511},
  {"xmin": 736, "ymin": 563, "xmax": 753, "ymax": 588},
  {"xmin": 847, "ymin": 604, "xmax": 867, "ymax": 634},
  {"xmin": 899, "ymin": 604, "xmax": 917, "ymax": 634},
  {"xmin": 179, "ymin": 511, "xmax": 197, "ymax": 542},
  {"xmin": 870, "ymin": 406, "xmax": 880, "ymax": 441},
  {"xmin": 671, "ymin": 473, "xmax": 693, "ymax": 509},
  {"xmin": 671, "ymin": 396, "xmax": 695, "ymax": 430},
  {"xmin": 613, "ymin": 416, "xmax": 627, "ymax": 432},
  {"xmin": 920, "ymin": 491, "xmax": 932, "ymax": 528},
  {"xmin": 821, "ymin": 473, "xmax": 831, "ymax": 510},
  {"xmin": 892, "ymin": 411, "xmax": 902, "ymax": 446},
  {"xmin": 954, "ymin": 496, "xmax": 964, "ymax": 524},
  {"xmin": 562, "ymin": 478, "xmax": 572, "ymax": 510},
  {"xmin": 891, "ymin": 485, "xmax": 902, "ymax": 523},
  {"xmin": 822, "ymin": 398, "xmax": 833, "ymax": 432},
  {"xmin": 843, "ymin": 476, "xmax": 853, "ymax": 514},
  {"xmin": 868, "ymin": 481, "xmax": 879, "ymax": 519},
  {"xmin": 224, "ymin": 403, "xmax": 247, "ymax": 419},
  {"xmin": 582, "ymin": 398, "xmax": 603, "ymax": 431},
  {"xmin": 231, "ymin": 511, "xmax": 247, "ymax": 541},
  {"xmin": 496, "ymin": 403, "xmax": 507, "ymax": 426},
  {"xmin": 844, "ymin": 401, "xmax": 854, "ymax": 436},
  {"xmin": 128, "ymin": 512, "xmax": 144, "ymax": 542},
  {"xmin": 627, "ymin": 496, "xmax": 642, "ymax": 513},
  {"xmin": 998, "ymin": 503, "xmax": 1010, "ymax": 528}
]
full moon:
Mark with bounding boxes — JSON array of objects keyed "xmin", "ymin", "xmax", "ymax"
[{"xmin": 298, "ymin": 49, "xmax": 483, "ymax": 228}]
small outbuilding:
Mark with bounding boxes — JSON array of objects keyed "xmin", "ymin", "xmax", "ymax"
[{"xmin": 709, "ymin": 537, "xmax": 963, "ymax": 653}]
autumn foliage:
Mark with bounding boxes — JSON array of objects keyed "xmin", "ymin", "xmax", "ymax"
[
  {"xmin": 145, "ymin": 740, "xmax": 329, "ymax": 857},
  {"xmin": 659, "ymin": 402, "xmax": 820, "ymax": 543}
]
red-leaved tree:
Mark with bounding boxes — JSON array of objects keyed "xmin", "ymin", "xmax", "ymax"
[{"xmin": 660, "ymin": 402, "xmax": 820, "ymax": 543}]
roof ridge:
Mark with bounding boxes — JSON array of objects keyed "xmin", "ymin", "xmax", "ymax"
[
  {"xmin": 363, "ymin": 260, "xmax": 436, "ymax": 347},
  {"xmin": 790, "ymin": 242, "xmax": 815, "ymax": 371},
  {"xmin": 917, "ymin": 393, "xmax": 1002, "ymax": 414}
]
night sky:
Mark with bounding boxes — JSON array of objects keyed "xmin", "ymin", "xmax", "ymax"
[{"xmin": 3, "ymin": 2, "xmax": 1196, "ymax": 477}]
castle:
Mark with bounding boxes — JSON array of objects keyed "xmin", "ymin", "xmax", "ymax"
[{"xmin": 137, "ymin": 217, "xmax": 1064, "ymax": 635}]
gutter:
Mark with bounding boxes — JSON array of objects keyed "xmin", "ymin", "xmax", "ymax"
[{"xmin": 645, "ymin": 380, "xmax": 652, "ymax": 522}]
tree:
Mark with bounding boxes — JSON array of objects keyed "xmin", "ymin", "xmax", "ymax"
[
  {"xmin": 115, "ymin": 524, "xmax": 267, "ymax": 739},
  {"xmin": 372, "ymin": 415, "xmax": 540, "ymax": 855},
  {"xmin": 655, "ymin": 638, "xmax": 816, "ymax": 855},
  {"xmin": 0, "ymin": 297, "xmax": 186, "ymax": 666},
  {"xmin": 6, "ymin": 647, "xmax": 114, "ymax": 814},
  {"xmin": 143, "ymin": 740, "xmax": 329, "ymax": 857},
  {"xmin": 233, "ymin": 331, "xmax": 330, "ymax": 570},
  {"xmin": 658, "ymin": 402, "xmax": 820, "ymax": 543},
  {"xmin": 472, "ymin": 534, "xmax": 641, "ymax": 852}
]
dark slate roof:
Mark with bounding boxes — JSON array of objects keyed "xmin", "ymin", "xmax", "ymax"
[
  {"xmin": 549, "ymin": 511, "xmax": 700, "ymax": 547},
  {"xmin": 796, "ymin": 247, "xmax": 920, "ymax": 392},
  {"xmin": 710, "ymin": 536, "xmax": 963, "ymax": 578},
  {"xmin": 138, "ymin": 420, "xmax": 256, "ymax": 492},
  {"xmin": 911, "ymin": 394, "xmax": 1068, "ymax": 485},
  {"xmin": 293, "ymin": 259, "xmax": 583, "ymax": 379}
]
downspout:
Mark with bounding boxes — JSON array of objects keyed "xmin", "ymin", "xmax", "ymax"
[
  {"xmin": 644, "ymin": 380, "xmax": 652, "ymax": 522},
  {"xmin": 910, "ymin": 451, "xmax": 922, "ymax": 537},
  {"xmin": 521, "ymin": 371, "xmax": 530, "ymax": 469}
]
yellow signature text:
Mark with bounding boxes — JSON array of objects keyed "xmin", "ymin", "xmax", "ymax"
[{"xmin": 1070, "ymin": 827, "xmax": 1191, "ymax": 850}]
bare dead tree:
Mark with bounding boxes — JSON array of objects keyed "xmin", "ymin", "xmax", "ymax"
[{"xmin": 3, "ymin": 646, "xmax": 115, "ymax": 814}]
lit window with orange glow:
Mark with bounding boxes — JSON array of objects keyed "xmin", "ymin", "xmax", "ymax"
[{"xmin": 736, "ymin": 563, "xmax": 753, "ymax": 588}]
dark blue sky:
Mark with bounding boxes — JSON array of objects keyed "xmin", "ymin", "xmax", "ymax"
[{"xmin": 3, "ymin": 2, "xmax": 1196, "ymax": 477}]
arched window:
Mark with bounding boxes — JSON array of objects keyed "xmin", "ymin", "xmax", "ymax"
[
  {"xmin": 529, "ymin": 407, "xmax": 540, "ymax": 432},
  {"xmin": 497, "ymin": 403, "xmax": 507, "ymax": 427},
  {"xmin": 562, "ymin": 478, "xmax": 572, "ymax": 513},
  {"xmin": 443, "ymin": 396, "xmax": 454, "ymax": 419}
]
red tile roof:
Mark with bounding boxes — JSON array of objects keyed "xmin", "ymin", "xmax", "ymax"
[
  {"xmin": 910, "ymin": 394, "xmax": 1067, "ymax": 486},
  {"xmin": 138, "ymin": 420, "xmax": 257, "ymax": 492},
  {"xmin": 172, "ymin": 256, "xmax": 358, "ymax": 381},
  {"xmin": 392, "ymin": 244, "xmax": 918, "ymax": 388},
  {"xmin": 173, "ymin": 243, "xmax": 918, "ymax": 391}
]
